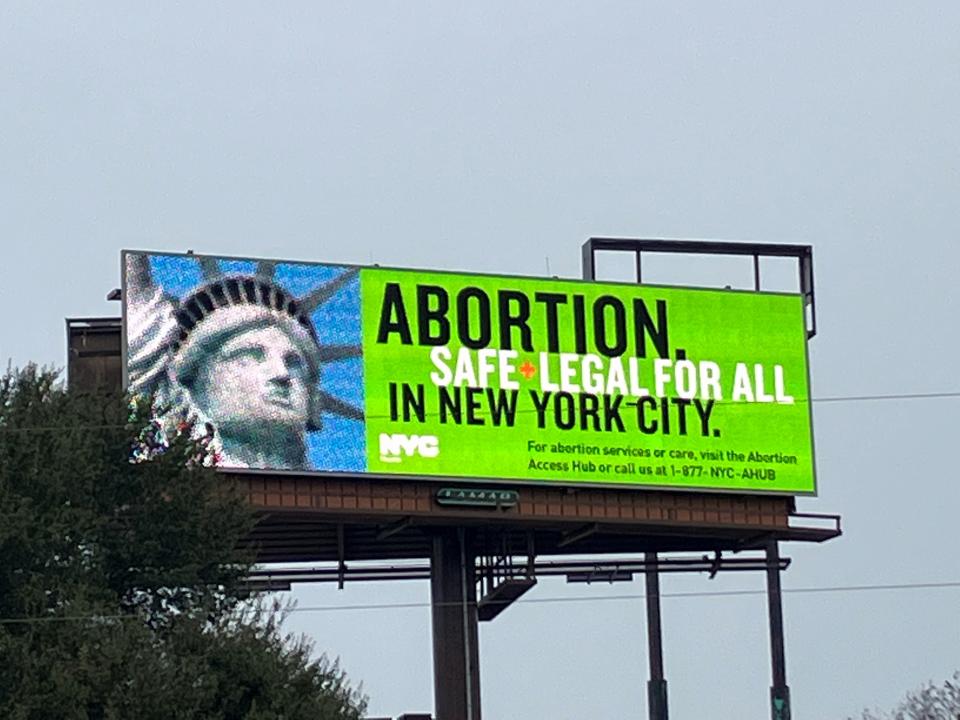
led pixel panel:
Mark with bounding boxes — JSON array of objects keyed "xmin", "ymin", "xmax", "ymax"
[
  {"xmin": 123, "ymin": 250, "xmax": 816, "ymax": 495},
  {"xmin": 124, "ymin": 251, "xmax": 364, "ymax": 472}
]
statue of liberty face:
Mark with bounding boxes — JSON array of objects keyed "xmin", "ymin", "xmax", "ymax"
[
  {"xmin": 191, "ymin": 324, "xmax": 312, "ymax": 440},
  {"xmin": 124, "ymin": 252, "xmax": 365, "ymax": 470}
]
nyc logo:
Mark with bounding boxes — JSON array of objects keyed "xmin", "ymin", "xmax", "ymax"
[{"xmin": 378, "ymin": 433, "xmax": 440, "ymax": 463}]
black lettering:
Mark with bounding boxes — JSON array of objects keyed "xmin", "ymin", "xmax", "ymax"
[
  {"xmin": 416, "ymin": 285, "xmax": 450, "ymax": 346},
  {"xmin": 672, "ymin": 397, "xmax": 690, "ymax": 435},
  {"xmin": 603, "ymin": 394, "xmax": 625, "ymax": 432},
  {"xmin": 456, "ymin": 287, "xmax": 491, "ymax": 349},
  {"xmin": 594, "ymin": 295, "xmax": 627, "ymax": 357},
  {"xmin": 633, "ymin": 298, "xmax": 669, "ymax": 358},
  {"xmin": 497, "ymin": 290, "xmax": 533, "ymax": 351},
  {"xmin": 638, "ymin": 396, "xmax": 658, "ymax": 434},
  {"xmin": 579, "ymin": 393, "xmax": 600, "ymax": 431},
  {"xmin": 465, "ymin": 387, "xmax": 485, "ymax": 425},
  {"xmin": 659, "ymin": 398, "xmax": 670, "ymax": 434},
  {"xmin": 534, "ymin": 292, "xmax": 567, "ymax": 353},
  {"xmin": 529, "ymin": 390, "xmax": 551, "ymax": 429},
  {"xmin": 439, "ymin": 386, "xmax": 461, "ymax": 424},
  {"xmin": 377, "ymin": 283, "xmax": 412, "ymax": 344},
  {"xmin": 554, "ymin": 391, "xmax": 576, "ymax": 430},
  {"xmin": 389, "ymin": 382, "xmax": 399, "ymax": 421},
  {"xmin": 486, "ymin": 388, "xmax": 518, "ymax": 426},
  {"xmin": 528, "ymin": 458, "xmax": 569, "ymax": 472},
  {"xmin": 401, "ymin": 383, "xmax": 426, "ymax": 422},
  {"xmin": 573, "ymin": 295, "xmax": 587, "ymax": 354},
  {"xmin": 694, "ymin": 399, "xmax": 715, "ymax": 436}
]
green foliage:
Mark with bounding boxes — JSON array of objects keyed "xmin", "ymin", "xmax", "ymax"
[
  {"xmin": 0, "ymin": 366, "xmax": 366, "ymax": 719},
  {"xmin": 850, "ymin": 672, "xmax": 960, "ymax": 720},
  {"xmin": 199, "ymin": 601, "xmax": 367, "ymax": 720},
  {"xmin": 0, "ymin": 365, "xmax": 251, "ymax": 625}
]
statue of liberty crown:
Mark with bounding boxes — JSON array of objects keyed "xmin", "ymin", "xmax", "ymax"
[{"xmin": 127, "ymin": 252, "xmax": 364, "ymax": 426}]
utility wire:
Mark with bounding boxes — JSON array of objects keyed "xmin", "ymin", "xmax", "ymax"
[
  {"xmin": 284, "ymin": 579, "xmax": 960, "ymax": 613},
  {"xmin": 1, "ymin": 580, "xmax": 958, "ymax": 625},
  {"xmin": 1, "ymin": 390, "xmax": 959, "ymax": 434},
  {"xmin": 811, "ymin": 391, "xmax": 960, "ymax": 403}
]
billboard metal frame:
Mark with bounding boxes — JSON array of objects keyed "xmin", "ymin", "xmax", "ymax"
[
  {"xmin": 119, "ymin": 247, "xmax": 819, "ymax": 497},
  {"xmin": 582, "ymin": 237, "xmax": 816, "ymax": 338},
  {"xmin": 69, "ymin": 238, "xmax": 837, "ymax": 720},
  {"xmin": 581, "ymin": 237, "xmax": 816, "ymax": 720}
]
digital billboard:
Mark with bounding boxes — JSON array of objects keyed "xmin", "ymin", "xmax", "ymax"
[{"xmin": 123, "ymin": 250, "xmax": 816, "ymax": 495}]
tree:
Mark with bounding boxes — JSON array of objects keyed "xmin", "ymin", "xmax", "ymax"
[
  {"xmin": 0, "ymin": 366, "xmax": 366, "ymax": 719},
  {"xmin": 850, "ymin": 672, "xmax": 960, "ymax": 720}
]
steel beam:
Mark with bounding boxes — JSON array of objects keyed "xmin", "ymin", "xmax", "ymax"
[
  {"xmin": 766, "ymin": 540, "xmax": 791, "ymax": 720},
  {"xmin": 431, "ymin": 529, "xmax": 481, "ymax": 720},
  {"xmin": 247, "ymin": 552, "xmax": 792, "ymax": 586},
  {"xmin": 645, "ymin": 552, "xmax": 668, "ymax": 720},
  {"xmin": 580, "ymin": 237, "xmax": 817, "ymax": 338}
]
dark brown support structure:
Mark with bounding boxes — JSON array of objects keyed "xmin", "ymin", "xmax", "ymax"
[
  {"xmin": 431, "ymin": 529, "xmax": 481, "ymax": 720},
  {"xmin": 644, "ymin": 552, "xmax": 668, "ymax": 720},
  {"xmin": 70, "ymin": 237, "xmax": 842, "ymax": 720},
  {"xmin": 766, "ymin": 540, "xmax": 790, "ymax": 720}
]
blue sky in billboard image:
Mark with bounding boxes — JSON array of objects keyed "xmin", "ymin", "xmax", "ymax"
[{"xmin": 137, "ymin": 253, "xmax": 365, "ymax": 472}]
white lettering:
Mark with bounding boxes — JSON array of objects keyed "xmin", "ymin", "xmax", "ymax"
[
  {"xmin": 429, "ymin": 346, "xmax": 453, "ymax": 386},
  {"xmin": 539, "ymin": 352, "xmax": 558, "ymax": 392},
  {"xmin": 379, "ymin": 433, "xmax": 440, "ymax": 462},
  {"xmin": 674, "ymin": 360, "xmax": 697, "ymax": 399},
  {"xmin": 654, "ymin": 359, "xmax": 673, "ymax": 397},
  {"xmin": 606, "ymin": 357, "xmax": 628, "ymax": 396},
  {"xmin": 499, "ymin": 350, "xmax": 519, "ymax": 390},
  {"xmin": 452, "ymin": 347, "xmax": 478, "ymax": 387},
  {"xmin": 581, "ymin": 354, "xmax": 604, "ymax": 394},
  {"xmin": 754, "ymin": 364, "xmax": 774, "ymax": 403},
  {"xmin": 627, "ymin": 357, "xmax": 649, "ymax": 397},
  {"xmin": 559, "ymin": 353, "xmax": 580, "ymax": 393},
  {"xmin": 698, "ymin": 361, "xmax": 722, "ymax": 400},
  {"xmin": 477, "ymin": 348, "xmax": 497, "ymax": 389},
  {"xmin": 773, "ymin": 365, "xmax": 794, "ymax": 404},
  {"xmin": 732, "ymin": 363, "xmax": 754, "ymax": 402}
]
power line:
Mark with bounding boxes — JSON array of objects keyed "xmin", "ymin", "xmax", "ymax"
[
  {"xmin": 0, "ymin": 612, "xmax": 131, "ymax": 626},
  {"xmin": 0, "ymin": 423, "xmax": 129, "ymax": 433},
  {"xmin": 284, "ymin": 580, "xmax": 960, "ymax": 614},
  {"xmin": 1, "ymin": 580, "xmax": 958, "ymax": 625},
  {"xmin": 811, "ymin": 391, "xmax": 960, "ymax": 403},
  {"xmin": 1, "ymin": 390, "xmax": 959, "ymax": 434}
]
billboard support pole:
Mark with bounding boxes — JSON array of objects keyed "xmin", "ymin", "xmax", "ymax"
[
  {"xmin": 766, "ymin": 540, "xmax": 791, "ymax": 720},
  {"xmin": 645, "ymin": 552, "xmax": 669, "ymax": 720},
  {"xmin": 431, "ymin": 529, "xmax": 481, "ymax": 720}
]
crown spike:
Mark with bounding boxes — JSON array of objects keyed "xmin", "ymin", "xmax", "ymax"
[
  {"xmin": 317, "ymin": 344, "xmax": 362, "ymax": 363},
  {"xmin": 299, "ymin": 267, "xmax": 359, "ymax": 314},
  {"xmin": 255, "ymin": 260, "xmax": 277, "ymax": 283},
  {"xmin": 198, "ymin": 256, "xmax": 220, "ymax": 280},
  {"xmin": 125, "ymin": 253, "xmax": 156, "ymax": 302},
  {"xmin": 316, "ymin": 391, "xmax": 364, "ymax": 421}
]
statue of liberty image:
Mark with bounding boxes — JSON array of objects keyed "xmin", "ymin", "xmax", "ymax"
[{"xmin": 124, "ymin": 252, "xmax": 364, "ymax": 471}]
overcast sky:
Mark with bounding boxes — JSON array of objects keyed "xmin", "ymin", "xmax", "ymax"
[{"xmin": 2, "ymin": 2, "xmax": 958, "ymax": 718}]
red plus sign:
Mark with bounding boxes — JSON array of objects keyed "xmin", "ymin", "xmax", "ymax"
[{"xmin": 519, "ymin": 360, "xmax": 537, "ymax": 379}]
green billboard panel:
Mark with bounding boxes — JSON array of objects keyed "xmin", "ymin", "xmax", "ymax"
[{"xmin": 124, "ymin": 251, "xmax": 816, "ymax": 495}]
